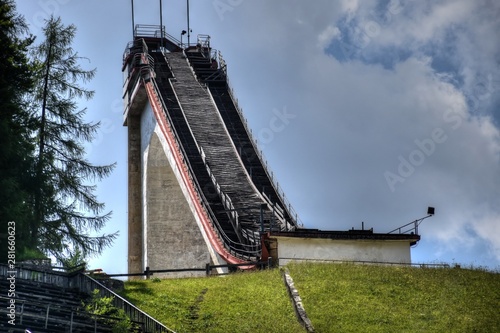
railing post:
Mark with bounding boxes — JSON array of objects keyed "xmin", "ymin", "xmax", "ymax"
[
  {"xmin": 20, "ymin": 302, "xmax": 24, "ymax": 325},
  {"xmin": 145, "ymin": 266, "xmax": 151, "ymax": 280},
  {"xmin": 45, "ymin": 304, "xmax": 50, "ymax": 329},
  {"xmin": 205, "ymin": 263, "xmax": 211, "ymax": 276},
  {"xmin": 260, "ymin": 204, "xmax": 265, "ymax": 233}
]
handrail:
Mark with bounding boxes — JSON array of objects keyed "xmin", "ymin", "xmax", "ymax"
[
  {"xmin": 151, "ymin": 58, "xmax": 245, "ymax": 247},
  {"xmin": 146, "ymin": 78, "xmax": 253, "ymax": 262},
  {"xmin": 388, "ymin": 215, "xmax": 433, "ymax": 235},
  {"xmin": 134, "ymin": 24, "xmax": 182, "ymax": 46},
  {"xmin": 212, "ymin": 50, "xmax": 303, "ymax": 228},
  {"xmin": 75, "ymin": 273, "xmax": 176, "ymax": 333}
]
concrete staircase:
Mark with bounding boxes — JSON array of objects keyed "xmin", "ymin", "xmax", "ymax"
[
  {"xmin": 0, "ymin": 277, "xmax": 116, "ymax": 332},
  {"xmin": 0, "ymin": 264, "xmax": 175, "ymax": 333}
]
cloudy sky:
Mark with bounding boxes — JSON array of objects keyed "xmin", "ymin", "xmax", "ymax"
[{"xmin": 16, "ymin": 0, "xmax": 500, "ymax": 272}]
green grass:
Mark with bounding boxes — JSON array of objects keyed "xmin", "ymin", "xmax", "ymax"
[
  {"xmin": 288, "ymin": 263, "xmax": 500, "ymax": 333},
  {"xmin": 121, "ymin": 264, "xmax": 500, "ymax": 333},
  {"xmin": 121, "ymin": 269, "xmax": 305, "ymax": 333}
]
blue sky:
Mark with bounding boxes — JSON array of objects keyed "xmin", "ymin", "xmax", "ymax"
[{"xmin": 15, "ymin": 0, "xmax": 500, "ymax": 272}]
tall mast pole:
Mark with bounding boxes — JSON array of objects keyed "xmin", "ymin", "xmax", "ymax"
[
  {"xmin": 187, "ymin": 0, "xmax": 191, "ymax": 46},
  {"xmin": 131, "ymin": 0, "xmax": 135, "ymax": 38},
  {"xmin": 159, "ymin": 0, "xmax": 164, "ymax": 48}
]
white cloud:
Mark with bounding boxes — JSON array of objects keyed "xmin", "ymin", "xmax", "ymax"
[
  {"xmin": 378, "ymin": 1, "xmax": 473, "ymax": 45},
  {"xmin": 340, "ymin": 0, "xmax": 360, "ymax": 15},
  {"xmin": 473, "ymin": 209, "xmax": 500, "ymax": 261},
  {"xmin": 317, "ymin": 25, "xmax": 340, "ymax": 50}
]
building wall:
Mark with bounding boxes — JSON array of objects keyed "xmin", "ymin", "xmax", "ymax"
[{"xmin": 275, "ymin": 237, "xmax": 412, "ymax": 266}]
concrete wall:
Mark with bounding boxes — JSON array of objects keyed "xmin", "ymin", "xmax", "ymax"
[
  {"xmin": 274, "ymin": 237, "xmax": 412, "ymax": 266},
  {"xmin": 143, "ymin": 132, "xmax": 210, "ymax": 277},
  {"xmin": 131, "ymin": 101, "xmax": 223, "ymax": 278}
]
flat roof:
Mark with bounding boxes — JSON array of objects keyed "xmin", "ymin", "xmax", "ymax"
[{"xmin": 269, "ymin": 228, "xmax": 420, "ymax": 242}]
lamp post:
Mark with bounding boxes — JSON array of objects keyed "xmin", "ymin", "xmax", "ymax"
[
  {"xmin": 187, "ymin": 0, "xmax": 191, "ymax": 45},
  {"xmin": 388, "ymin": 207, "xmax": 435, "ymax": 235},
  {"xmin": 159, "ymin": 0, "xmax": 164, "ymax": 48},
  {"xmin": 130, "ymin": 0, "xmax": 135, "ymax": 37}
]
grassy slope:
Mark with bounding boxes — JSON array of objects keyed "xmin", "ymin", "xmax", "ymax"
[
  {"xmin": 121, "ymin": 264, "xmax": 499, "ymax": 333},
  {"xmin": 288, "ymin": 263, "xmax": 500, "ymax": 333},
  {"xmin": 121, "ymin": 269, "xmax": 305, "ymax": 333}
]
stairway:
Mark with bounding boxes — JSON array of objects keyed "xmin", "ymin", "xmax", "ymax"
[{"xmin": 0, "ymin": 277, "xmax": 117, "ymax": 333}]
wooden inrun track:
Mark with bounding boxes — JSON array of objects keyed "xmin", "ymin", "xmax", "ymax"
[{"xmin": 130, "ymin": 36, "xmax": 300, "ymax": 262}]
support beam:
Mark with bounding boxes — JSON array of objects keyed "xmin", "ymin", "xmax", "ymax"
[{"xmin": 128, "ymin": 114, "xmax": 143, "ymax": 277}]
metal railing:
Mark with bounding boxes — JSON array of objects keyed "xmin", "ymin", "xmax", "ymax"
[
  {"xmin": 388, "ymin": 214, "xmax": 433, "ymax": 235},
  {"xmin": 104, "ymin": 259, "xmax": 273, "ymax": 279},
  {"xmin": 211, "ymin": 50, "xmax": 303, "ymax": 228},
  {"xmin": 278, "ymin": 258, "xmax": 451, "ymax": 269},
  {"xmin": 0, "ymin": 263, "xmax": 82, "ymax": 288},
  {"xmin": 0, "ymin": 264, "xmax": 176, "ymax": 333},
  {"xmin": 134, "ymin": 24, "xmax": 182, "ymax": 46},
  {"xmin": 74, "ymin": 274, "xmax": 175, "ymax": 333}
]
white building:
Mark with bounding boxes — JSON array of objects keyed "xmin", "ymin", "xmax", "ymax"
[{"xmin": 263, "ymin": 228, "xmax": 420, "ymax": 266}]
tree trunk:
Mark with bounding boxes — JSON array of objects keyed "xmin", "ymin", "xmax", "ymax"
[{"xmin": 33, "ymin": 40, "xmax": 52, "ymax": 245}]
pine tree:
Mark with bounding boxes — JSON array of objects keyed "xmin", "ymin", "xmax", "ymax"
[
  {"xmin": 30, "ymin": 16, "xmax": 117, "ymax": 261},
  {"xmin": 0, "ymin": 0, "xmax": 38, "ymax": 262}
]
